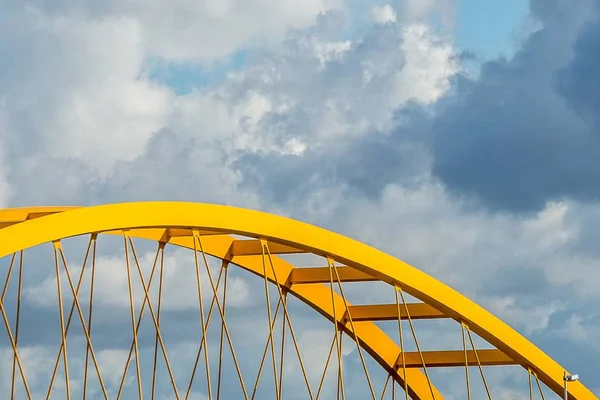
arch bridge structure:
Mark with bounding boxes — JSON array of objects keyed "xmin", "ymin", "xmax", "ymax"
[{"xmin": 0, "ymin": 202, "xmax": 595, "ymax": 399}]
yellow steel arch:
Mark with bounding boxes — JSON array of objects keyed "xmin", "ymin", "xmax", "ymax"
[
  {"xmin": 0, "ymin": 202, "xmax": 595, "ymax": 400},
  {"xmin": 0, "ymin": 206, "xmax": 439, "ymax": 399}
]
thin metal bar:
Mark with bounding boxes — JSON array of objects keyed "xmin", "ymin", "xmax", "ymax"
[
  {"xmin": 264, "ymin": 243, "xmax": 314, "ymax": 400},
  {"xmin": 332, "ymin": 260, "xmax": 376, "ymax": 400},
  {"xmin": 11, "ymin": 251, "xmax": 23, "ymax": 399},
  {"xmin": 461, "ymin": 323, "xmax": 472, "ymax": 400},
  {"xmin": 116, "ymin": 243, "xmax": 163, "ymax": 399},
  {"xmin": 46, "ymin": 237, "xmax": 94, "ymax": 400},
  {"xmin": 127, "ymin": 237, "xmax": 181, "ymax": 399},
  {"xmin": 216, "ymin": 262, "xmax": 229, "ymax": 400},
  {"xmin": 123, "ymin": 233, "xmax": 143, "ymax": 399},
  {"xmin": 398, "ymin": 288, "xmax": 435, "ymax": 399},
  {"xmin": 190, "ymin": 234, "xmax": 213, "ymax": 400},
  {"xmin": 53, "ymin": 242, "xmax": 71, "ymax": 400},
  {"xmin": 0, "ymin": 254, "xmax": 20, "ymax": 394},
  {"xmin": 57, "ymin": 244, "xmax": 109, "ymax": 399},
  {"xmin": 327, "ymin": 257, "xmax": 345, "ymax": 400},
  {"xmin": 315, "ymin": 333, "xmax": 336, "ymax": 399},
  {"xmin": 251, "ymin": 299, "xmax": 283, "ymax": 400},
  {"xmin": 0, "ymin": 296, "xmax": 32, "ymax": 398},
  {"xmin": 528, "ymin": 369, "xmax": 534, "ymax": 400},
  {"xmin": 0, "ymin": 254, "xmax": 24, "ymax": 396},
  {"xmin": 83, "ymin": 234, "xmax": 98, "ymax": 400},
  {"xmin": 533, "ymin": 371, "xmax": 546, "ymax": 400},
  {"xmin": 394, "ymin": 288, "xmax": 408, "ymax": 400},
  {"xmin": 260, "ymin": 241, "xmax": 280, "ymax": 399},
  {"xmin": 194, "ymin": 233, "xmax": 249, "ymax": 400},
  {"xmin": 185, "ymin": 262, "xmax": 230, "ymax": 399},
  {"xmin": 152, "ymin": 244, "xmax": 166, "ymax": 400},
  {"xmin": 1, "ymin": 252, "xmax": 16, "ymax": 301},
  {"xmin": 338, "ymin": 331, "xmax": 344, "ymax": 400},
  {"xmin": 465, "ymin": 325, "xmax": 493, "ymax": 400},
  {"xmin": 278, "ymin": 294, "xmax": 287, "ymax": 399},
  {"xmin": 380, "ymin": 374, "xmax": 392, "ymax": 400}
]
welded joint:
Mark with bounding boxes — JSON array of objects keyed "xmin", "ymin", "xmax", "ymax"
[
  {"xmin": 326, "ymin": 255, "xmax": 336, "ymax": 267},
  {"xmin": 281, "ymin": 274, "xmax": 295, "ymax": 291},
  {"xmin": 158, "ymin": 229, "xmax": 172, "ymax": 244},
  {"xmin": 340, "ymin": 309, "xmax": 352, "ymax": 325},
  {"xmin": 191, "ymin": 229, "xmax": 205, "ymax": 254},
  {"xmin": 393, "ymin": 283, "xmax": 407, "ymax": 294},
  {"xmin": 259, "ymin": 238, "xmax": 269, "ymax": 250}
]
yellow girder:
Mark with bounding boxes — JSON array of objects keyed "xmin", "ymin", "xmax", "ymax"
[
  {"xmin": 398, "ymin": 349, "xmax": 516, "ymax": 368},
  {"xmin": 345, "ymin": 303, "xmax": 447, "ymax": 322},
  {"xmin": 0, "ymin": 202, "xmax": 595, "ymax": 400}
]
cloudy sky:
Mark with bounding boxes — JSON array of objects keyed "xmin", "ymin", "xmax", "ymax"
[{"xmin": 1, "ymin": 0, "xmax": 600, "ymax": 397}]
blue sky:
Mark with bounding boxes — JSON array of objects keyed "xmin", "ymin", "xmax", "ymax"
[
  {"xmin": 456, "ymin": 0, "xmax": 529, "ymax": 58},
  {"xmin": 148, "ymin": 51, "xmax": 248, "ymax": 94}
]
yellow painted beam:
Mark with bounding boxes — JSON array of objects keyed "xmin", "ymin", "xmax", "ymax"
[
  {"xmin": 0, "ymin": 207, "xmax": 77, "ymax": 228},
  {"xmin": 398, "ymin": 349, "xmax": 516, "ymax": 368},
  {"xmin": 228, "ymin": 239, "xmax": 304, "ymax": 257},
  {"xmin": 346, "ymin": 303, "xmax": 446, "ymax": 322},
  {"xmin": 288, "ymin": 266, "xmax": 378, "ymax": 284}
]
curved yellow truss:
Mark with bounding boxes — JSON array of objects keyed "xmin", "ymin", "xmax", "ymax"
[{"xmin": 0, "ymin": 202, "xmax": 595, "ymax": 400}]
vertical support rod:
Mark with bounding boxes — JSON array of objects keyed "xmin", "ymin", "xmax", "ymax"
[
  {"xmin": 564, "ymin": 371, "xmax": 568, "ymax": 400},
  {"xmin": 53, "ymin": 241, "xmax": 71, "ymax": 400},
  {"xmin": 216, "ymin": 261, "xmax": 229, "ymax": 400},
  {"xmin": 151, "ymin": 243, "xmax": 166, "ymax": 400},
  {"xmin": 11, "ymin": 251, "xmax": 23, "ymax": 399},
  {"xmin": 461, "ymin": 323, "xmax": 471, "ymax": 400},
  {"xmin": 278, "ymin": 293, "xmax": 287, "ymax": 399},
  {"xmin": 123, "ymin": 233, "xmax": 143, "ymax": 399},
  {"xmin": 191, "ymin": 233, "xmax": 213, "ymax": 400},
  {"xmin": 83, "ymin": 234, "xmax": 97, "ymax": 400},
  {"xmin": 259, "ymin": 240, "xmax": 280, "ymax": 399},
  {"xmin": 394, "ymin": 288, "xmax": 409, "ymax": 400},
  {"xmin": 327, "ymin": 257, "xmax": 344, "ymax": 400},
  {"xmin": 263, "ymin": 244, "xmax": 314, "ymax": 399}
]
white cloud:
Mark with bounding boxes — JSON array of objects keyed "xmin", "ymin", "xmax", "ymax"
[
  {"xmin": 559, "ymin": 314, "xmax": 600, "ymax": 351},
  {"xmin": 104, "ymin": 0, "xmax": 344, "ymax": 61},
  {"xmin": 1, "ymin": 11, "xmax": 173, "ymax": 174},
  {"xmin": 401, "ymin": 0, "xmax": 457, "ymax": 28},
  {"xmin": 314, "ymin": 40, "xmax": 353, "ymax": 67},
  {"xmin": 94, "ymin": 348, "xmax": 131, "ymax": 387},
  {"xmin": 6, "ymin": 0, "xmax": 344, "ymax": 62},
  {"xmin": 0, "ymin": 346, "xmax": 51, "ymax": 393},
  {"xmin": 0, "ymin": 0, "xmax": 347, "ymax": 178},
  {"xmin": 371, "ymin": 5, "xmax": 397, "ymax": 24},
  {"xmin": 1, "ymin": 4, "xmax": 460, "ymax": 208},
  {"xmin": 172, "ymin": 12, "xmax": 459, "ymax": 153},
  {"xmin": 482, "ymin": 296, "xmax": 562, "ymax": 336},
  {"xmin": 392, "ymin": 24, "xmax": 458, "ymax": 105}
]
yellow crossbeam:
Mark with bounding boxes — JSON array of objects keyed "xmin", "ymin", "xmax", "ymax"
[
  {"xmin": 229, "ymin": 240, "xmax": 304, "ymax": 256},
  {"xmin": 398, "ymin": 349, "xmax": 516, "ymax": 368},
  {"xmin": 288, "ymin": 266, "xmax": 378, "ymax": 284},
  {"xmin": 346, "ymin": 303, "xmax": 447, "ymax": 321}
]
